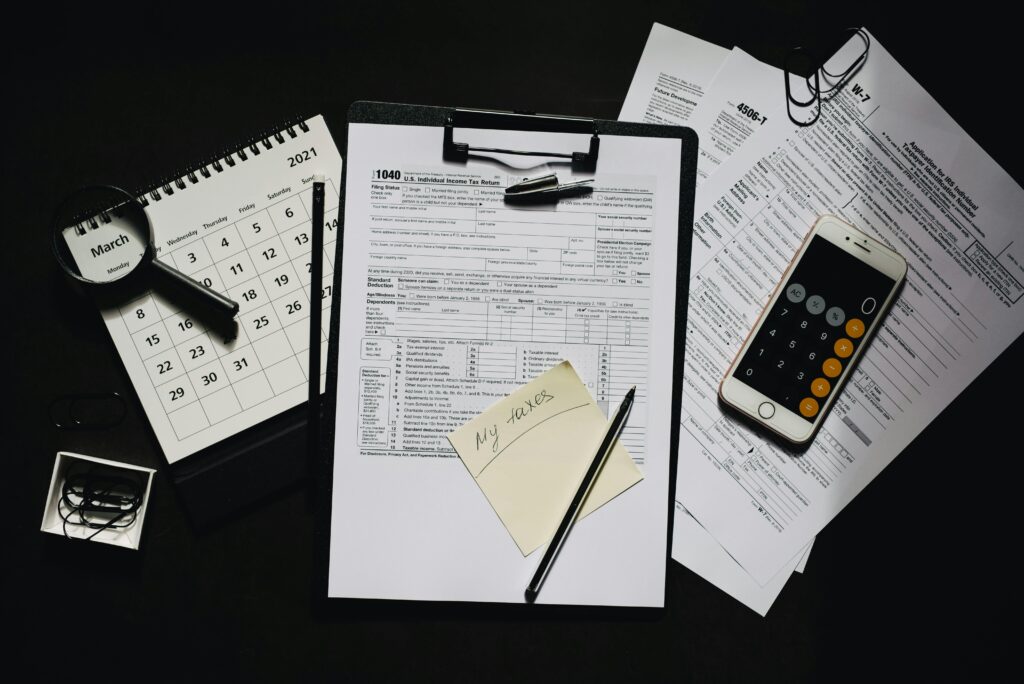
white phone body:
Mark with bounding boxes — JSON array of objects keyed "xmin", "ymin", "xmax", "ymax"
[{"xmin": 719, "ymin": 215, "xmax": 907, "ymax": 445}]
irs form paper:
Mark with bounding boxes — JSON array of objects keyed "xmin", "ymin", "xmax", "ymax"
[
  {"xmin": 794, "ymin": 541, "xmax": 811, "ymax": 573},
  {"xmin": 674, "ymin": 504, "xmax": 804, "ymax": 615},
  {"xmin": 682, "ymin": 44, "xmax": 815, "ymax": 604},
  {"xmin": 619, "ymin": 23, "xmax": 729, "ymax": 125},
  {"xmin": 328, "ymin": 124, "xmax": 682, "ymax": 606},
  {"xmin": 678, "ymin": 29, "xmax": 1024, "ymax": 585},
  {"xmin": 683, "ymin": 48, "xmax": 783, "ymax": 185},
  {"xmin": 621, "ymin": 24, "xmax": 811, "ymax": 613}
]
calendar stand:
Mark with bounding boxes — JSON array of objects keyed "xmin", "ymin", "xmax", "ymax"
[{"xmin": 72, "ymin": 114, "xmax": 343, "ymax": 527}]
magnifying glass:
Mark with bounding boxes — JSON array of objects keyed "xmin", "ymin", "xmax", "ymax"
[{"xmin": 52, "ymin": 185, "xmax": 239, "ymax": 318}]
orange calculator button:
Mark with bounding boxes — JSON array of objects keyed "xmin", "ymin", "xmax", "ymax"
[
  {"xmin": 822, "ymin": 358, "xmax": 842, "ymax": 378},
  {"xmin": 811, "ymin": 378, "xmax": 831, "ymax": 397},
  {"xmin": 834, "ymin": 338, "xmax": 854, "ymax": 358},
  {"xmin": 799, "ymin": 397, "xmax": 819, "ymax": 417},
  {"xmin": 846, "ymin": 318, "xmax": 865, "ymax": 339}
]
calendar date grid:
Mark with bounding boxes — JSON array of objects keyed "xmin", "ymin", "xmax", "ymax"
[{"xmin": 115, "ymin": 182, "xmax": 338, "ymax": 441}]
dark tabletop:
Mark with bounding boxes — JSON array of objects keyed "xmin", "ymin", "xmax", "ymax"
[{"xmin": 8, "ymin": 2, "xmax": 1021, "ymax": 680}]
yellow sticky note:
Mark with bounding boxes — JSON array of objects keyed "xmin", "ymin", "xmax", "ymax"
[{"xmin": 447, "ymin": 360, "xmax": 643, "ymax": 556}]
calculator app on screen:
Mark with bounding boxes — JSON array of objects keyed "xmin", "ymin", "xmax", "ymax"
[{"xmin": 733, "ymin": 235, "xmax": 897, "ymax": 421}]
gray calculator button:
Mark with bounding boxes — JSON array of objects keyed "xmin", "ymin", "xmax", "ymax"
[
  {"xmin": 806, "ymin": 295, "xmax": 826, "ymax": 315},
  {"xmin": 786, "ymin": 283, "xmax": 806, "ymax": 303},
  {"xmin": 825, "ymin": 306, "xmax": 845, "ymax": 326}
]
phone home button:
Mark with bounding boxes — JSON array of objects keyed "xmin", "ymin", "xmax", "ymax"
[{"xmin": 758, "ymin": 401, "xmax": 776, "ymax": 419}]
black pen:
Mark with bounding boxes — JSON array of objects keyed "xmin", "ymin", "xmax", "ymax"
[
  {"xmin": 307, "ymin": 175, "xmax": 325, "ymax": 501},
  {"xmin": 525, "ymin": 385, "xmax": 636, "ymax": 603},
  {"xmin": 504, "ymin": 174, "xmax": 593, "ymax": 204}
]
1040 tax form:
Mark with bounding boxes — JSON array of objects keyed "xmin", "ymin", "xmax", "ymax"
[{"xmin": 327, "ymin": 120, "xmax": 687, "ymax": 606}]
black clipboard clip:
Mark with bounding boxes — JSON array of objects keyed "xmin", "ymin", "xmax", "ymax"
[
  {"xmin": 784, "ymin": 28, "xmax": 870, "ymax": 127},
  {"xmin": 443, "ymin": 108, "xmax": 599, "ymax": 172}
]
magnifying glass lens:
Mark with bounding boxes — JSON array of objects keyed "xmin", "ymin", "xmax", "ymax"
[{"xmin": 54, "ymin": 186, "xmax": 150, "ymax": 284}]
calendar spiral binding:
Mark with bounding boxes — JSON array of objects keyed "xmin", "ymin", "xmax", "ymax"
[
  {"xmin": 69, "ymin": 115, "xmax": 313, "ymax": 233},
  {"xmin": 137, "ymin": 115, "xmax": 312, "ymax": 207}
]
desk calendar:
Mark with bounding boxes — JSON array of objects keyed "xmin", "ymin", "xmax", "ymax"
[{"xmin": 84, "ymin": 115, "xmax": 341, "ymax": 464}]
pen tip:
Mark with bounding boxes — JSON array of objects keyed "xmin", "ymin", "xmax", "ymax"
[
  {"xmin": 525, "ymin": 588, "xmax": 538, "ymax": 604},
  {"xmin": 313, "ymin": 174, "xmax": 325, "ymax": 183}
]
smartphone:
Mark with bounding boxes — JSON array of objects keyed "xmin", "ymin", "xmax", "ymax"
[{"xmin": 719, "ymin": 215, "xmax": 907, "ymax": 445}]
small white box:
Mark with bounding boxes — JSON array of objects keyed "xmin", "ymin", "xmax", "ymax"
[{"xmin": 40, "ymin": 452, "xmax": 156, "ymax": 550}]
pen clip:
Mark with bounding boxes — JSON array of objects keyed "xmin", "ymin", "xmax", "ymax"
[
  {"xmin": 504, "ymin": 175, "xmax": 593, "ymax": 204},
  {"xmin": 506, "ymin": 174, "xmax": 559, "ymax": 195}
]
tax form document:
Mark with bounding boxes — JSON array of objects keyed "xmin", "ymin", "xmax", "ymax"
[
  {"xmin": 619, "ymin": 23, "xmax": 729, "ymax": 124},
  {"xmin": 670, "ymin": 44, "xmax": 814, "ymax": 611},
  {"xmin": 683, "ymin": 48, "xmax": 782, "ymax": 185},
  {"xmin": 327, "ymin": 123, "xmax": 683, "ymax": 606},
  {"xmin": 620, "ymin": 25, "xmax": 812, "ymax": 613},
  {"xmin": 673, "ymin": 503, "xmax": 804, "ymax": 615},
  {"xmin": 678, "ymin": 30, "xmax": 1024, "ymax": 585}
]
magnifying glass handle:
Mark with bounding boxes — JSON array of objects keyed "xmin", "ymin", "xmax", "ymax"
[{"xmin": 150, "ymin": 259, "xmax": 239, "ymax": 317}]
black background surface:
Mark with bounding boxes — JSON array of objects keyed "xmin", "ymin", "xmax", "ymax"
[{"xmin": 7, "ymin": 2, "xmax": 1021, "ymax": 680}]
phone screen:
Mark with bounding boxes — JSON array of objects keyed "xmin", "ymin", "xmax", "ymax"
[{"xmin": 732, "ymin": 235, "xmax": 896, "ymax": 421}]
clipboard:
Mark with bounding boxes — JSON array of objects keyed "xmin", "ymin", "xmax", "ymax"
[{"xmin": 312, "ymin": 101, "xmax": 697, "ymax": 608}]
